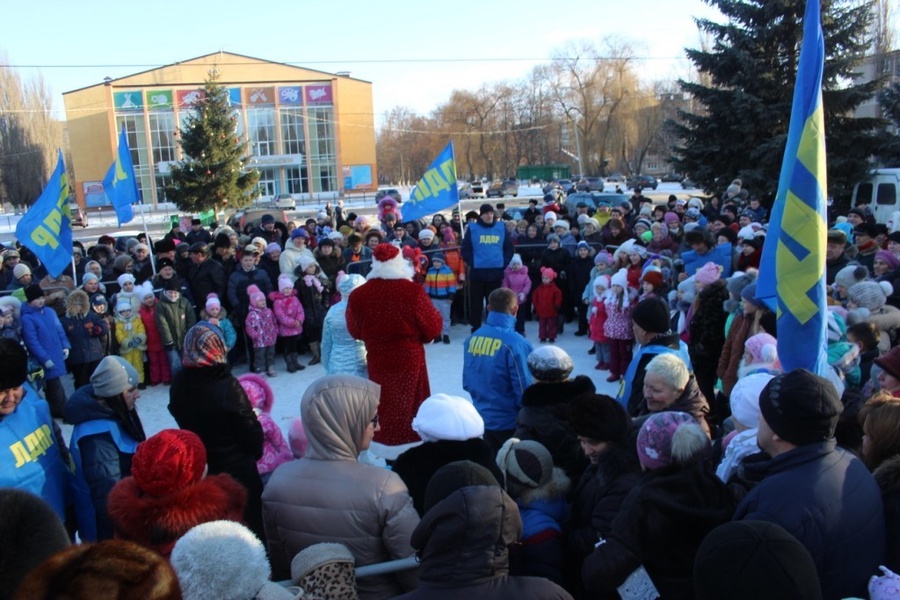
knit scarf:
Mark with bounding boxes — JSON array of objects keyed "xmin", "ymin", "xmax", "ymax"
[{"xmin": 303, "ymin": 274, "xmax": 323, "ymax": 292}]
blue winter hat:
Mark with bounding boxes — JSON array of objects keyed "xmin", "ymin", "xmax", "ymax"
[{"xmin": 576, "ymin": 241, "xmax": 591, "ymax": 251}]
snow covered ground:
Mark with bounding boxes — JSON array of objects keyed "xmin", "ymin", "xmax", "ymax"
[{"xmin": 56, "ymin": 321, "xmax": 621, "ymax": 454}]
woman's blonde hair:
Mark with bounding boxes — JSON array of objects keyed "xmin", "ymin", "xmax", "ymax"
[{"xmin": 859, "ymin": 391, "xmax": 900, "ymax": 469}]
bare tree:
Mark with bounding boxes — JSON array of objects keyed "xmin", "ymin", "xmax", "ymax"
[{"xmin": 0, "ymin": 56, "xmax": 62, "ymax": 207}]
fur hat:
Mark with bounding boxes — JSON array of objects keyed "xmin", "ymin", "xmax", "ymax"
[
  {"xmin": 540, "ymin": 266, "xmax": 557, "ymax": 281},
  {"xmin": 744, "ymin": 333, "xmax": 779, "ymax": 365},
  {"xmin": 631, "ymin": 297, "xmax": 670, "ymax": 333},
  {"xmin": 24, "ymin": 283, "xmax": 44, "ymax": 303},
  {"xmin": 758, "ymin": 370, "xmax": 841, "ymax": 446},
  {"xmin": 171, "ymin": 520, "xmax": 296, "ymax": 600},
  {"xmin": 610, "ymin": 268, "xmax": 629, "ymax": 289},
  {"xmin": 0, "ymin": 489, "xmax": 71, "ymax": 598},
  {"xmin": 369, "ymin": 243, "xmax": 412, "ymax": 281},
  {"xmin": 15, "ymin": 540, "xmax": 182, "ymax": 599},
  {"xmin": 182, "ymin": 323, "xmax": 228, "ymax": 368},
  {"xmin": 412, "ymin": 393, "xmax": 484, "ymax": 442},
  {"xmin": 636, "ymin": 411, "xmax": 708, "ymax": 471},
  {"xmin": 12, "ymin": 263, "xmax": 31, "ymax": 279},
  {"xmin": 848, "ymin": 281, "xmax": 890, "ymax": 311},
  {"xmin": 132, "ymin": 429, "xmax": 207, "ymax": 497},
  {"xmin": 205, "ymin": 293, "xmax": 222, "ymax": 313},
  {"xmin": 694, "ymin": 261, "xmax": 721, "ymax": 285},
  {"xmin": 730, "ymin": 373, "xmax": 775, "ymax": 429},
  {"xmin": 247, "ymin": 284, "xmax": 265, "ymax": 305},
  {"xmin": 117, "ymin": 273, "xmax": 136, "ymax": 287},
  {"xmin": 91, "ymin": 356, "xmax": 140, "ymax": 398},
  {"xmin": 496, "ymin": 438, "xmax": 553, "ymax": 495},
  {"xmin": 0, "ymin": 295, "xmax": 22, "ymax": 319},
  {"xmin": 694, "ymin": 521, "xmax": 822, "ymax": 600},
  {"xmin": 290, "ymin": 543, "xmax": 356, "ymax": 600},
  {"xmin": 570, "ymin": 393, "xmax": 630, "ymax": 443},
  {"xmin": 527, "ymin": 345, "xmax": 574, "ymax": 381},
  {"xmin": 238, "ymin": 373, "xmax": 275, "ymax": 414},
  {"xmin": 834, "ymin": 265, "xmax": 869, "ymax": 290}
]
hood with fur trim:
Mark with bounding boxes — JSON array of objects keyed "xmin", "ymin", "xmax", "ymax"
[
  {"xmin": 65, "ymin": 289, "xmax": 91, "ymax": 318},
  {"xmin": 0, "ymin": 295, "xmax": 22, "ymax": 319},
  {"xmin": 237, "ymin": 372, "xmax": 275, "ymax": 414}
]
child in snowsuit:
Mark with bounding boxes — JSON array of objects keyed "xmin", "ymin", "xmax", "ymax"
[
  {"xmin": 321, "ymin": 273, "xmax": 367, "ymax": 378},
  {"xmin": 604, "ymin": 268, "xmax": 635, "ymax": 383},
  {"xmin": 61, "ymin": 289, "xmax": 108, "ymax": 389},
  {"xmin": 137, "ymin": 282, "xmax": 169, "ymax": 386},
  {"xmin": 503, "ymin": 253, "xmax": 532, "ymax": 336},
  {"xmin": 115, "ymin": 300, "xmax": 147, "ymax": 386},
  {"xmin": 245, "ymin": 284, "xmax": 278, "ymax": 377},
  {"xmin": 269, "ymin": 274, "xmax": 305, "ymax": 373},
  {"xmin": 532, "ymin": 267, "xmax": 563, "ymax": 343},
  {"xmin": 111, "ymin": 273, "xmax": 141, "ymax": 314},
  {"xmin": 589, "ymin": 275, "xmax": 611, "ymax": 370},
  {"xmin": 201, "ymin": 293, "xmax": 236, "ymax": 351},
  {"xmin": 237, "ymin": 373, "xmax": 292, "ymax": 486},
  {"xmin": 423, "ymin": 253, "xmax": 457, "ymax": 344}
]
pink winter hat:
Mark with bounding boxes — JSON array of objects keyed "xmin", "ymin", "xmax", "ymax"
[
  {"xmin": 744, "ymin": 333, "xmax": 779, "ymax": 366},
  {"xmin": 694, "ymin": 262, "xmax": 722, "ymax": 285},
  {"xmin": 288, "ymin": 417, "xmax": 309, "ymax": 458},
  {"xmin": 636, "ymin": 411, "xmax": 707, "ymax": 471},
  {"xmin": 278, "ymin": 274, "xmax": 293, "ymax": 291},
  {"xmin": 205, "ymin": 293, "xmax": 221, "ymax": 312},
  {"xmin": 237, "ymin": 372, "xmax": 274, "ymax": 413},
  {"xmin": 247, "ymin": 284, "xmax": 265, "ymax": 304},
  {"xmin": 540, "ymin": 267, "xmax": 557, "ymax": 281}
]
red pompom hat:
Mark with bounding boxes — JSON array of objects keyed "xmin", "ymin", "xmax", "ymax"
[{"xmin": 132, "ymin": 429, "xmax": 207, "ymax": 497}]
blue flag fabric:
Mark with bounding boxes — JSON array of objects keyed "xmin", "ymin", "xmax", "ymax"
[
  {"xmin": 102, "ymin": 128, "xmax": 140, "ymax": 226},
  {"xmin": 15, "ymin": 149, "xmax": 73, "ymax": 278},
  {"xmin": 401, "ymin": 142, "xmax": 459, "ymax": 222},
  {"xmin": 756, "ymin": 0, "xmax": 828, "ymax": 375}
]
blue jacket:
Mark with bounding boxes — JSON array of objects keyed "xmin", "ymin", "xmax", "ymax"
[
  {"xmin": 21, "ymin": 302, "xmax": 71, "ymax": 380},
  {"xmin": 734, "ymin": 441, "xmax": 885, "ymax": 599},
  {"xmin": 60, "ymin": 312, "xmax": 108, "ymax": 366},
  {"xmin": 682, "ymin": 243, "xmax": 733, "ymax": 278},
  {"xmin": 322, "ymin": 298, "xmax": 368, "ymax": 379},
  {"xmin": 461, "ymin": 220, "xmax": 514, "ymax": 282},
  {"xmin": 463, "ymin": 311, "xmax": 534, "ymax": 431},
  {"xmin": 0, "ymin": 384, "xmax": 72, "ymax": 521},
  {"xmin": 65, "ymin": 384, "xmax": 140, "ymax": 541},
  {"xmin": 618, "ymin": 333, "xmax": 692, "ymax": 414}
]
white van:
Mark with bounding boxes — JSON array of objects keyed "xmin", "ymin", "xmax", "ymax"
[{"xmin": 853, "ymin": 168, "xmax": 900, "ymax": 225}]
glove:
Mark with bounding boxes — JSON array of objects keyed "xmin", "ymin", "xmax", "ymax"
[
  {"xmin": 517, "ymin": 293, "xmax": 525, "ymax": 303},
  {"xmin": 62, "ymin": 349, "xmax": 69, "ymax": 360},
  {"xmin": 44, "ymin": 360, "xmax": 55, "ymax": 370}
]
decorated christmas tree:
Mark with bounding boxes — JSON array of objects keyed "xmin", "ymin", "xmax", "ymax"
[{"xmin": 166, "ymin": 70, "xmax": 259, "ymax": 213}]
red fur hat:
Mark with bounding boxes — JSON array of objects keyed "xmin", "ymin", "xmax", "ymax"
[
  {"xmin": 373, "ymin": 243, "xmax": 400, "ymax": 262},
  {"xmin": 132, "ymin": 429, "xmax": 207, "ymax": 497}
]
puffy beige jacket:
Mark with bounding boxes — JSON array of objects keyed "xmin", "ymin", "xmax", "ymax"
[{"xmin": 262, "ymin": 375, "xmax": 419, "ymax": 599}]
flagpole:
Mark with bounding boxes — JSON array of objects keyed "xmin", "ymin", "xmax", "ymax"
[{"xmin": 139, "ymin": 204, "xmax": 157, "ymax": 277}]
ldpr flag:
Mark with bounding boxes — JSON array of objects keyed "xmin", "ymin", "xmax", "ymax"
[
  {"xmin": 103, "ymin": 127, "xmax": 141, "ymax": 225},
  {"xmin": 401, "ymin": 142, "xmax": 459, "ymax": 222}
]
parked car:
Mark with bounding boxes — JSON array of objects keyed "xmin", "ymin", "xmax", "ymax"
[
  {"xmin": 273, "ymin": 193, "xmax": 296, "ymax": 210},
  {"xmin": 606, "ymin": 172, "xmax": 627, "ymax": 183},
  {"xmin": 681, "ymin": 178, "xmax": 698, "ymax": 189},
  {"xmin": 468, "ymin": 181, "xmax": 486, "ymax": 199},
  {"xmin": 486, "ymin": 180, "xmax": 519, "ymax": 198},
  {"xmin": 581, "ymin": 176, "xmax": 605, "ymax": 192},
  {"xmin": 627, "ymin": 175, "xmax": 659, "ymax": 190},
  {"xmin": 561, "ymin": 192, "xmax": 629, "ymax": 219},
  {"xmin": 660, "ymin": 173, "xmax": 683, "ymax": 182},
  {"xmin": 227, "ymin": 207, "xmax": 289, "ymax": 236},
  {"xmin": 69, "ymin": 204, "xmax": 89, "ymax": 228},
  {"xmin": 375, "ymin": 188, "xmax": 403, "ymax": 204}
]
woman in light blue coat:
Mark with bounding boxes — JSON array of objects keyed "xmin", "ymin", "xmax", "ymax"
[{"xmin": 321, "ymin": 273, "xmax": 367, "ymax": 378}]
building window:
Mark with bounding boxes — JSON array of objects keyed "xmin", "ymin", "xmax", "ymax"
[
  {"xmin": 149, "ymin": 113, "xmax": 176, "ymax": 164},
  {"xmin": 155, "ymin": 174, "xmax": 173, "ymax": 204},
  {"xmin": 286, "ymin": 166, "xmax": 308, "ymax": 194},
  {"xmin": 307, "ymin": 107, "xmax": 337, "ymax": 193},
  {"xmin": 256, "ymin": 167, "xmax": 280, "ymax": 197},
  {"xmin": 280, "ymin": 108, "xmax": 305, "ymax": 155},
  {"xmin": 115, "ymin": 115, "xmax": 150, "ymax": 201},
  {"xmin": 247, "ymin": 108, "xmax": 277, "ymax": 157}
]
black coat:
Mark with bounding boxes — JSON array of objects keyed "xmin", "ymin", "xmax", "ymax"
[
  {"xmin": 688, "ymin": 279, "xmax": 729, "ymax": 363},
  {"xmin": 168, "ymin": 364, "xmax": 265, "ymax": 540},
  {"xmin": 188, "ymin": 258, "xmax": 226, "ymax": 313},
  {"xmin": 515, "ymin": 376, "xmax": 595, "ymax": 482},
  {"xmin": 392, "ymin": 438, "xmax": 503, "ymax": 516},
  {"xmin": 875, "ymin": 455, "xmax": 900, "ymax": 573},
  {"xmin": 582, "ymin": 462, "xmax": 734, "ymax": 599}
]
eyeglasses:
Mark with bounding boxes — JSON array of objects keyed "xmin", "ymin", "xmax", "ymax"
[{"xmin": 370, "ymin": 414, "xmax": 379, "ymax": 427}]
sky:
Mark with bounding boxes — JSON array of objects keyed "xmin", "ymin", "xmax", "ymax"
[{"xmin": 2, "ymin": 0, "xmax": 724, "ymax": 126}]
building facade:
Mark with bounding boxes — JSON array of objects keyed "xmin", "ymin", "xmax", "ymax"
[{"xmin": 63, "ymin": 51, "xmax": 377, "ymax": 208}]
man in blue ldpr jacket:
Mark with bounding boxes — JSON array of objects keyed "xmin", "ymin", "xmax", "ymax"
[
  {"xmin": 462, "ymin": 288, "xmax": 533, "ymax": 453},
  {"xmin": 461, "ymin": 203, "xmax": 514, "ymax": 332}
]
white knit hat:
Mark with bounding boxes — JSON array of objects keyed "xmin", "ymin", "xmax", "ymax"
[
  {"xmin": 117, "ymin": 273, "xmax": 135, "ymax": 287},
  {"xmin": 412, "ymin": 393, "xmax": 484, "ymax": 442},
  {"xmin": 610, "ymin": 268, "xmax": 629, "ymax": 289},
  {"xmin": 730, "ymin": 373, "xmax": 774, "ymax": 429}
]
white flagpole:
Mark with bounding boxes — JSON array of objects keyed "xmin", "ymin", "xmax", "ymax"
[{"xmin": 139, "ymin": 204, "xmax": 156, "ymax": 276}]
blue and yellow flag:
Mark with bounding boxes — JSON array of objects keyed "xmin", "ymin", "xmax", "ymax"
[
  {"xmin": 15, "ymin": 149, "xmax": 73, "ymax": 278},
  {"xmin": 757, "ymin": 0, "xmax": 828, "ymax": 375},
  {"xmin": 402, "ymin": 142, "xmax": 459, "ymax": 222},
  {"xmin": 102, "ymin": 128, "xmax": 140, "ymax": 226}
]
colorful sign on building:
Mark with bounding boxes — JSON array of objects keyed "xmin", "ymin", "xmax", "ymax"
[
  {"xmin": 278, "ymin": 86, "xmax": 303, "ymax": 105},
  {"xmin": 114, "ymin": 91, "xmax": 144, "ymax": 111},
  {"xmin": 245, "ymin": 87, "xmax": 275, "ymax": 106},
  {"xmin": 146, "ymin": 90, "xmax": 173, "ymax": 111},
  {"xmin": 176, "ymin": 89, "xmax": 205, "ymax": 108},
  {"xmin": 228, "ymin": 88, "xmax": 243, "ymax": 107},
  {"xmin": 305, "ymin": 84, "xmax": 332, "ymax": 105}
]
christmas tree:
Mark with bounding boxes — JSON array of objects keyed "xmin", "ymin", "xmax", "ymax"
[
  {"xmin": 166, "ymin": 70, "xmax": 259, "ymax": 213},
  {"xmin": 670, "ymin": 0, "xmax": 886, "ymax": 205}
]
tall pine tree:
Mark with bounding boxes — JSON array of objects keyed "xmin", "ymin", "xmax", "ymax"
[
  {"xmin": 166, "ymin": 70, "xmax": 259, "ymax": 213},
  {"xmin": 670, "ymin": 0, "xmax": 885, "ymax": 205}
]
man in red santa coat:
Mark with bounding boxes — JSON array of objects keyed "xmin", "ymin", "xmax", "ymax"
[{"xmin": 346, "ymin": 243, "xmax": 443, "ymax": 447}]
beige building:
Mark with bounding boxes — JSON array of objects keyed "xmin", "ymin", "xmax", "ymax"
[
  {"xmin": 853, "ymin": 50, "xmax": 899, "ymax": 135},
  {"xmin": 63, "ymin": 51, "xmax": 377, "ymax": 207}
]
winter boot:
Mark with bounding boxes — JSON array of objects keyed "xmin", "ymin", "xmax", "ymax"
[
  {"xmin": 289, "ymin": 352, "xmax": 305, "ymax": 371},
  {"xmin": 308, "ymin": 342, "xmax": 322, "ymax": 366},
  {"xmin": 267, "ymin": 365, "xmax": 278, "ymax": 378},
  {"xmin": 286, "ymin": 352, "xmax": 296, "ymax": 373}
]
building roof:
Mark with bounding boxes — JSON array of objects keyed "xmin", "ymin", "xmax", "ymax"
[{"xmin": 63, "ymin": 50, "xmax": 370, "ymax": 95}]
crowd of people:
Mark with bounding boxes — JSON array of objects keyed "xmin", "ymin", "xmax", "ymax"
[{"xmin": 2, "ymin": 182, "xmax": 900, "ymax": 599}]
